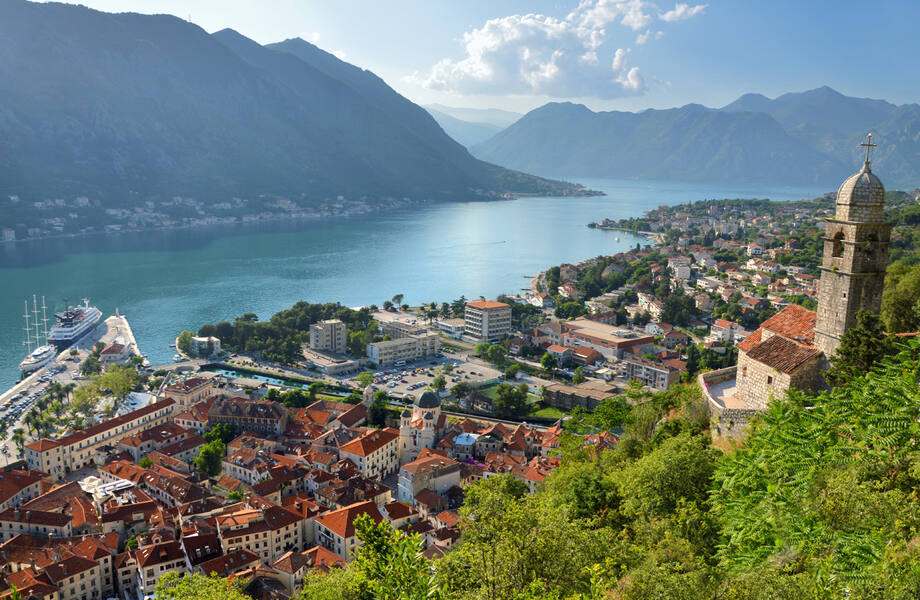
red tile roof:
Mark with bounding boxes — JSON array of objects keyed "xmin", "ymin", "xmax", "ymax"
[
  {"xmin": 745, "ymin": 335, "xmax": 821, "ymax": 374},
  {"xmin": 759, "ymin": 303, "xmax": 817, "ymax": 346},
  {"xmin": 466, "ymin": 300, "xmax": 509, "ymax": 310},
  {"xmin": 0, "ymin": 470, "xmax": 44, "ymax": 505},
  {"xmin": 736, "ymin": 327, "xmax": 763, "ymax": 352},
  {"xmin": 314, "ymin": 500, "xmax": 383, "ymax": 539},
  {"xmin": 27, "ymin": 399, "xmax": 175, "ymax": 450},
  {"xmin": 338, "ymin": 428, "xmax": 399, "ymax": 457}
]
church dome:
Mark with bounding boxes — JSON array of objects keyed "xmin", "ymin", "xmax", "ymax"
[
  {"xmin": 416, "ymin": 390, "xmax": 440, "ymax": 409},
  {"xmin": 837, "ymin": 163, "xmax": 885, "ymax": 207}
]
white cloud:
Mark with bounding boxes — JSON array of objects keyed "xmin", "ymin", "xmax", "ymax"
[
  {"xmin": 412, "ymin": 0, "xmax": 704, "ymax": 99},
  {"xmin": 572, "ymin": 0, "xmax": 654, "ymax": 30},
  {"xmin": 411, "ymin": 12, "xmax": 642, "ymax": 98},
  {"xmin": 659, "ymin": 3, "xmax": 707, "ymax": 22}
]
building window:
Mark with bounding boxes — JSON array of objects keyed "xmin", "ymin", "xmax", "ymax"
[
  {"xmin": 767, "ymin": 376, "xmax": 773, "ymax": 385},
  {"xmin": 832, "ymin": 232, "xmax": 844, "ymax": 258}
]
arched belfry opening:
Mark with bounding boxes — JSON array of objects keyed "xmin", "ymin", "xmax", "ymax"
[{"xmin": 832, "ymin": 231, "xmax": 844, "ymax": 258}]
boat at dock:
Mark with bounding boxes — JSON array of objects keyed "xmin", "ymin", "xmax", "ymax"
[
  {"xmin": 47, "ymin": 298, "xmax": 102, "ymax": 350},
  {"xmin": 19, "ymin": 295, "xmax": 57, "ymax": 374}
]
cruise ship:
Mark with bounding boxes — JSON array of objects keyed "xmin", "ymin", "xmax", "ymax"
[{"xmin": 47, "ymin": 299, "xmax": 102, "ymax": 349}]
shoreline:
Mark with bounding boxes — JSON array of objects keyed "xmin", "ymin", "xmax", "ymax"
[{"xmin": 0, "ymin": 187, "xmax": 606, "ymax": 248}]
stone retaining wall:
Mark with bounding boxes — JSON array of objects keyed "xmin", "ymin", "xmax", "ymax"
[{"xmin": 698, "ymin": 367, "xmax": 760, "ymax": 439}]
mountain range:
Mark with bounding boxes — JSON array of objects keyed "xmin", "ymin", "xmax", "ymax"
[
  {"xmin": 472, "ymin": 87, "xmax": 920, "ymax": 189},
  {"xmin": 0, "ymin": 1, "xmax": 579, "ymax": 207}
]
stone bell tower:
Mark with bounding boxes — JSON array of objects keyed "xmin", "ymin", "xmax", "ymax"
[{"xmin": 814, "ymin": 134, "xmax": 892, "ymax": 359}]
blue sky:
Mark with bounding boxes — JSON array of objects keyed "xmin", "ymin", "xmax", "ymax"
[{"xmin": 48, "ymin": 1, "xmax": 919, "ymax": 114}]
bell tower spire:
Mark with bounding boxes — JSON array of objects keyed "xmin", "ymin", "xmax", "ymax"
[{"xmin": 814, "ymin": 134, "xmax": 891, "ymax": 358}]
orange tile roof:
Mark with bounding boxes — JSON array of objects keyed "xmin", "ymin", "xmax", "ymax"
[
  {"xmin": 400, "ymin": 454, "xmax": 459, "ymax": 475},
  {"xmin": 466, "ymin": 300, "xmax": 509, "ymax": 310},
  {"xmin": 0, "ymin": 470, "xmax": 44, "ymax": 505},
  {"xmin": 338, "ymin": 428, "xmax": 399, "ymax": 457},
  {"xmin": 736, "ymin": 327, "xmax": 763, "ymax": 352},
  {"xmin": 759, "ymin": 303, "xmax": 817, "ymax": 346},
  {"xmin": 314, "ymin": 500, "xmax": 383, "ymax": 539},
  {"xmin": 745, "ymin": 335, "xmax": 821, "ymax": 374}
]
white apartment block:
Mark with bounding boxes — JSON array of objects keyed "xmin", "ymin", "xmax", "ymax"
[
  {"xmin": 309, "ymin": 319, "xmax": 348, "ymax": 353},
  {"xmin": 463, "ymin": 301, "xmax": 512, "ymax": 343},
  {"xmin": 366, "ymin": 333, "xmax": 439, "ymax": 366}
]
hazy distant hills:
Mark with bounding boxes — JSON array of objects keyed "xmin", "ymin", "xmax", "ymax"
[
  {"xmin": 423, "ymin": 108, "xmax": 505, "ymax": 148},
  {"xmin": 0, "ymin": 1, "xmax": 577, "ymax": 204},
  {"xmin": 473, "ymin": 87, "xmax": 920, "ymax": 189},
  {"xmin": 425, "ymin": 105, "xmax": 523, "ymax": 129}
]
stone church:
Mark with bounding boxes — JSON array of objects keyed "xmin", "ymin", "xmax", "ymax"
[{"xmin": 735, "ymin": 136, "xmax": 891, "ymax": 410}]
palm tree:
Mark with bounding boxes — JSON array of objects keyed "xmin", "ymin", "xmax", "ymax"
[
  {"xmin": 50, "ymin": 400, "xmax": 65, "ymax": 419},
  {"xmin": 22, "ymin": 413, "xmax": 36, "ymax": 437},
  {"xmin": 11, "ymin": 428, "xmax": 25, "ymax": 453}
]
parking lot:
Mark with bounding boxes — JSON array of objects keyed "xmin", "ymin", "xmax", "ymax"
[{"xmin": 343, "ymin": 349, "xmax": 504, "ymax": 401}]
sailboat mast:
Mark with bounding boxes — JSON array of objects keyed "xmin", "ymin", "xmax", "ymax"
[
  {"xmin": 41, "ymin": 296, "xmax": 49, "ymax": 341},
  {"xmin": 23, "ymin": 300, "xmax": 32, "ymax": 354},
  {"xmin": 32, "ymin": 295, "xmax": 41, "ymax": 349}
]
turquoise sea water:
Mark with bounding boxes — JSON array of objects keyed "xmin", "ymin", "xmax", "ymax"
[{"xmin": 0, "ymin": 177, "xmax": 825, "ymax": 389}]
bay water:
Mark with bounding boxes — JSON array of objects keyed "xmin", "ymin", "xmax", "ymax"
[{"xmin": 0, "ymin": 177, "xmax": 825, "ymax": 389}]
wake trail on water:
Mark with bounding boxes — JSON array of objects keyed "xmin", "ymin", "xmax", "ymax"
[{"xmin": 433, "ymin": 240, "xmax": 507, "ymax": 251}]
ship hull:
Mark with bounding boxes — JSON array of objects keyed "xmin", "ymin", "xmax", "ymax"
[
  {"xmin": 47, "ymin": 306, "xmax": 101, "ymax": 350},
  {"xmin": 19, "ymin": 346, "xmax": 57, "ymax": 374}
]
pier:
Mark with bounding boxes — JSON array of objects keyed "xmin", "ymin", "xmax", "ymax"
[{"xmin": 0, "ymin": 313, "xmax": 142, "ymax": 406}]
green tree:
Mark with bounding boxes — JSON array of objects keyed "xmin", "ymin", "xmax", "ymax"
[
  {"xmin": 619, "ymin": 432, "xmax": 718, "ymax": 520},
  {"xmin": 204, "ymin": 422, "xmax": 237, "ymax": 444},
  {"xmin": 431, "ymin": 375, "xmax": 446, "ymax": 392},
  {"xmin": 80, "ymin": 353, "xmax": 101, "ymax": 375},
  {"xmin": 352, "ymin": 513, "xmax": 440, "ymax": 600},
  {"xmin": 572, "ymin": 366, "xmax": 586, "ymax": 385},
  {"xmin": 70, "ymin": 383, "xmax": 100, "ymax": 421},
  {"xmin": 450, "ymin": 382, "xmax": 470, "ymax": 400},
  {"xmin": 11, "ymin": 428, "xmax": 25, "ymax": 453},
  {"xmin": 194, "ymin": 440, "xmax": 226, "ymax": 476},
  {"xmin": 825, "ymin": 310, "xmax": 896, "ymax": 386},
  {"xmin": 503, "ymin": 364, "xmax": 520, "ymax": 380},
  {"xmin": 99, "ymin": 365, "xmax": 137, "ymax": 408},
  {"xmin": 177, "ymin": 330, "xmax": 195, "ymax": 356},
  {"xmin": 474, "ymin": 342, "xmax": 490, "ymax": 357},
  {"xmin": 369, "ymin": 391, "xmax": 390, "ymax": 426},
  {"xmin": 685, "ymin": 344, "xmax": 700, "ymax": 376},
  {"xmin": 227, "ymin": 489, "xmax": 246, "ymax": 502},
  {"xmin": 355, "ymin": 371, "xmax": 374, "ymax": 388},
  {"xmin": 138, "ymin": 457, "xmax": 153, "ymax": 468},
  {"xmin": 540, "ymin": 352, "xmax": 558, "ymax": 377},
  {"xmin": 555, "ymin": 302, "xmax": 588, "ymax": 320},
  {"xmin": 485, "ymin": 344, "xmax": 506, "ymax": 365},
  {"xmin": 492, "ymin": 383, "xmax": 529, "ymax": 418},
  {"xmin": 881, "ymin": 261, "xmax": 920, "ymax": 333},
  {"xmin": 154, "ymin": 572, "xmax": 249, "ymax": 600}
]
